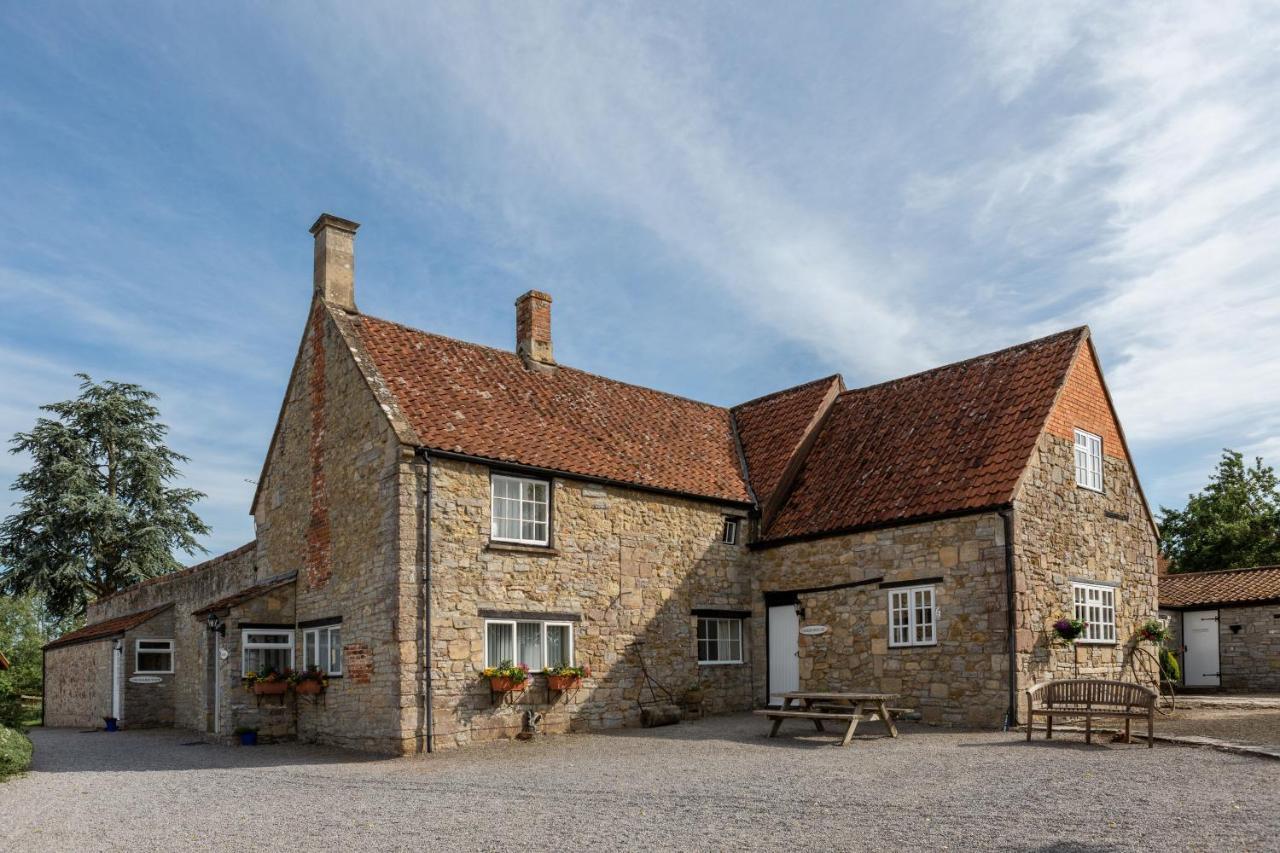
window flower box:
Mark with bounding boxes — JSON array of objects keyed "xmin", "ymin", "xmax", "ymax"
[
  {"xmin": 254, "ymin": 680, "xmax": 289, "ymax": 696},
  {"xmin": 243, "ymin": 667, "xmax": 291, "ymax": 695},
  {"xmin": 290, "ymin": 666, "xmax": 329, "ymax": 695},
  {"xmin": 483, "ymin": 661, "xmax": 529, "ymax": 692},
  {"xmin": 544, "ymin": 664, "xmax": 589, "ymax": 692}
]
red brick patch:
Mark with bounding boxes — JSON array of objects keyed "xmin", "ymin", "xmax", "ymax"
[{"xmin": 344, "ymin": 642, "xmax": 373, "ymax": 684}]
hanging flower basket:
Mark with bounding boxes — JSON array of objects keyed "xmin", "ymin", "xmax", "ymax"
[
  {"xmin": 1052, "ymin": 618, "xmax": 1086, "ymax": 645},
  {"xmin": 1136, "ymin": 619, "xmax": 1171, "ymax": 644}
]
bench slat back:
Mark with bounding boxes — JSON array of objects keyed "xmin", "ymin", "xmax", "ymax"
[{"xmin": 1040, "ymin": 679, "xmax": 1154, "ymax": 710}]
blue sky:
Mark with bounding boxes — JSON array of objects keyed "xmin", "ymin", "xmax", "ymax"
[{"xmin": 2, "ymin": 2, "xmax": 1279, "ymax": 557}]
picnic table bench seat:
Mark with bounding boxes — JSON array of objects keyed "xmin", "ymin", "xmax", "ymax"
[
  {"xmin": 756, "ymin": 691, "xmax": 899, "ymax": 747},
  {"xmin": 1025, "ymin": 679, "xmax": 1157, "ymax": 747}
]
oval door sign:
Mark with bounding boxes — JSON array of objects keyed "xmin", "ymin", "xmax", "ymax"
[
  {"xmin": 799, "ymin": 625, "xmax": 829, "ymax": 636},
  {"xmin": 129, "ymin": 676, "xmax": 162, "ymax": 684}
]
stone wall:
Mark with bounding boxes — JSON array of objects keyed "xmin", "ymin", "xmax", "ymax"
[
  {"xmin": 426, "ymin": 457, "xmax": 753, "ymax": 749},
  {"xmin": 70, "ymin": 543, "xmax": 259, "ymax": 733},
  {"xmin": 121, "ymin": 608, "xmax": 177, "ymax": 727},
  {"xmin": 44, "ymin": 639, "xmax": 113, "ymax": 728},
  {"xmin": 1217, "ymin": 604, "xmax": 1280, "ymax": 691},
  {"xmin": 1012, "ymin": 433, "xmax": 1159, "ymax": 700},
  {"xmin": 754, "ymin": 513, "xmax": 1011, "ymax": 725},
  {"xmin": 220, "ymin": 584, "xmax": 297, "ymax": 741},
  {"xmin": 252, "ymin": 303, "xmax": 412, "ymax": 754}
]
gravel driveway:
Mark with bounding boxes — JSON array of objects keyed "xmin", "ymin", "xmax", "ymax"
[{"xmin": 4, "ymin": 714, "xmax": 1278, "ymax": 852}]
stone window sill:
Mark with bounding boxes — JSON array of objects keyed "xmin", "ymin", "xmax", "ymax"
[{"xmin": 485, "ymin": 541, "xmax": 561, "ymax": 557}]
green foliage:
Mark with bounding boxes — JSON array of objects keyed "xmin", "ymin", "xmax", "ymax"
[
  {"xmin": 0, "ymin": 724, "xmax": 33, "ymax": 781},
  {"xmin": 1159, "ymin": 449, "xmax": 1280, "ymax": 574},
  {"xmin": 0, "ymin": 594, "xmax": 71, "ymax": 727},
  {"xmin": 1159, "ymin": 647, "xmax": 1181, "ymax": 684},
  {"xmin": 0, "ymin": 375, "xmax": 209, "ymax": 619}
]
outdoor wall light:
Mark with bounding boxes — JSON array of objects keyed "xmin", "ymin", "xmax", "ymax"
[{"xmin": 206, "ymin": 613, "xmax": 226, "ymax": 636}]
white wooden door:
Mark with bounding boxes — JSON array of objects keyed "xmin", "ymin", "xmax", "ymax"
[
  {"xmin": 1183, "ymin": 610, "xmax": 1220, "ymax": 687},
  {"xmin": 111, "ymin": 639, "xmax": 124, "ymax": 721},
  {"xmin": 768, "ymin": 604, "xmax": 800, "ymax": 705},
  {"xmin": 213, "ymin": 634, "xmax": 222, "ymax": 735}
]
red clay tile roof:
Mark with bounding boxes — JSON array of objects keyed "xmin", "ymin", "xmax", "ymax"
[
  {"xmin": 89, "ymin": 541, "xmax": 257, "ymax": 612},
  {"xmin": 45, "ymin": 604, "xmax": 173, "ymax": 651},
  {"xmin": 352, "ymin": 314, "xmax": 753, "ymax": 503},
  {"xmin": 763, "ymin": 328, "xmax": 1088, "ymax": 543},
  {"xmin": 733, "ymin": 376, "xmax": 842, "ymax": 510},
  {"xmin": 1159, "ymin": 566, "xmax": 1280, "ymax": 608},
  {"xmin": 192, "ymin": 571, "xmax": 297, "ymax": 616}
]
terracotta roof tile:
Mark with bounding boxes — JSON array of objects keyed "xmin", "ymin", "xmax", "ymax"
[
  {"xmin": 1159, "ymin": 566, "xmax": 1280, "ymax": 608},
  {"xmin": 732, "ymin": 376, "xmax": 842, "ymax": 509},
  {"xmin": 45, "ymin": 604, "xmax": 173, "ymax": 651},
  {"xmin": 352, "ymin": 315, "xmax": 752, "ymax": 503},
  {"xmin": 763, "ymin": 328, "xmax": 1086, "ymax": 542},
  {"xmin": 192, "ymin": 571, "xmax": 297, "ymax": 616}
]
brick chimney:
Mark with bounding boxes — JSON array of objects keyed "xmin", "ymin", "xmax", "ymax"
[
  {"xmin": 515, "ymin": 290, "xmax": 555, "ymax": 368},
  {"xmin": 309, "ymin": 213, "xmax": 360, "ymax": 313}
]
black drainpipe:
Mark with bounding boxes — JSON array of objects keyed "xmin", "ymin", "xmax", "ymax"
[
  {"xmin": 420, "ymin": 450, "xmax": 434, "ymax": 753},
  {"xmin": 1000, "ymin": 508, "xmax": 1018, "ymax": 728},
  {"xmin": 41, "ymin": 648, "xmax": 47, "ymax": 728}
]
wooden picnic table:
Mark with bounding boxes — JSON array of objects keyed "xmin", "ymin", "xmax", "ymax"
[{"xmin": 753, "ymin": 691, "xmax": 900, "ymax": 747}]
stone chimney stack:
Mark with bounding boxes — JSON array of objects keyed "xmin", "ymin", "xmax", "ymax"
[
  {"xmin": 309, "ymin": 213, "xmax": 360, "ymax": 313},
  {"xmin": 515, "ymin": 290, "xmax": 555, "ymax": 368}
]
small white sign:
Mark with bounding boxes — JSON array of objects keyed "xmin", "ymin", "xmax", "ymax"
[
  {"xmin": 129, "ymin": 675, "xmax": 163, "ymax": 684},
  {"xmin": 799, "ymin": 625, "xmax": 829, "ymax": 636}
]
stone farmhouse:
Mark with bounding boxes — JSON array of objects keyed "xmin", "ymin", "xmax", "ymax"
[
  {"xmin": 44, "ymin": 214, "xmax": 1159, "ymax": 754},
  {"xmin": 1159, "ymin": 566, "xmax": 1280, "ymax": 691}
]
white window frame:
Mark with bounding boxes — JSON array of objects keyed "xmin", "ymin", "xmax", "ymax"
[
  {"xmin": 1074, "ymin": 429, "xmax": 1104, "ymax": 492},
  {"xmin": 888, "ymin": 585, "xmax": 937, "ymax": 648},
  {"xmin": 721, "ymin": 517, "xmax": 739, "ymax": 545},
  {"xmin": 696, "ymin": 617, "xmax": 744, "ymax": 665},
  {"xmin": 1072, "ymin": 582, "xmax": 1118, "ymax": 644},
  {"xmin": 302, "ymin": 624, "xmax": 343, "ymax": 676},
  {"xmin": 490, "ymin": 474, "xmax": 551, "ymax": 546},
  {"xmin": 133, "ymin": 638, "xmax": 174, "ymax": 675},
  {"xmin": 241, "ymin": 629, "xmax": 295, "ymax": 673},
  {"xmin": 483, "ymin": 619, "xmax": 574, "ymax": 670}
]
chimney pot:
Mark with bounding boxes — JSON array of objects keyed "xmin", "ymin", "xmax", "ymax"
[
  {"xmin": 309, "ymin": 213, "xmax": 360, "ymax": 313},
  {"xmin": 515, "ymin": 290, "xmax": 555, "ymax": 368}
]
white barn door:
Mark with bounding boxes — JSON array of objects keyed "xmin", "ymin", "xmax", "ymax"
[
  {"xmin": 768, "ymin": 604, "xmax": 799, "ymax": 706},
  {"xmin": 1183, "ymin": 610, "xmax": 1220, "ymax": 687}
]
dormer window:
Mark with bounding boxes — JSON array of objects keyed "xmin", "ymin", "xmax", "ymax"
[
  {"xmin": 1074, "ymin": 429, "xmax": 1103, "ymax": 492},
  {"xmin": 491, "ymin": 474, "xmax": 550, "ymax": 546}
]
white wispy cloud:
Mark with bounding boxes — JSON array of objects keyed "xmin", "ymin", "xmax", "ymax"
[{"xmin": 953, "ymin": 1, "xmax": 1280, "ymax": 453}]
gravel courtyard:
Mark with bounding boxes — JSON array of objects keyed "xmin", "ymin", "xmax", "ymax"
[{"xmin": 4, "ymin": 714, "xmax": 1278, "ymax": 852}]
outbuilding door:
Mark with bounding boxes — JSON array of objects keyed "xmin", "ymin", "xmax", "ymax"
[
  {"xmin": 768, "ymin": 604, "xmax": 800, "ymax": 705},
  {"xmin": 1183, "ymin": 610, "xmax": 1220, "ymax": 687}
]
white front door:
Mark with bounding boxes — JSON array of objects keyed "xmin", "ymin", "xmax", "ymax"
[
  {"xmin": 111, "ymin": 639, "xmax": 124, "ymax": 721},
  {"xmin": 1183, "ymin": 610, "xmax": 1220, "ymax": 687},
  {"xmin": 768, "ymin": 604, "xmax": 800, "ymax": 705},
  {"xmin": 213, "ymin": 634, "xmax": 222, "ymax": 735}
]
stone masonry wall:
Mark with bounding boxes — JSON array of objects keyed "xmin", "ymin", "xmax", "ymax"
[
  {"xmin": 1012, "ymin": 434, "xmax": 1159, "ymax": 701},
  {"xmin": 221, "ymin": 585, "xmax": 297, "ymax": 742},
  {"xmin": 427, "ymin": 457, "xmax": 753, "ymax": 749},
  {"xmin": 44, "ymin": 639, "xmax": 113, "ymax": 728},
  {"xmin": 122, "ymin": 608, "xmax": 177, "ymax": 727},
  {"xmin": 71, "ymin": 544, "xmax": 258, "ymax": 733},
  {"xmin": 754, "ymin": 513, "xmax": 1010, "ymax": 726},
  {"xmin": 1218, "ymin": 603, "xmax": 1280, "ymax": 691},
  {"xmin": 253, "ymin": 303, "xmax": 409, "ymax": 754}
]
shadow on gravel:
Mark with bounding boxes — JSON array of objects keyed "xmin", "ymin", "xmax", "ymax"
[{"xmin": 30, "ymin": 728, "xmax": 390, "ymax": 774}]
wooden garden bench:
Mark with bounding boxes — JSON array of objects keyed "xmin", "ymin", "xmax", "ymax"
[{"xmin": 1025, "ymin": 679, "xmax": 1157, "ymax": 747}]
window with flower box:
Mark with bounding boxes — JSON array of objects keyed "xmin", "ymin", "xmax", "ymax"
[
  {"xmin": 484, "ymin": 619, "xmax": 572, "ymax": 670},
  {"xmin": 241, "ymin": 629, "xmax": 294, "ymax": 674},
  {"xmin": 303, "ymin": 623, "xmax": 343, "ymax": 676}
]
